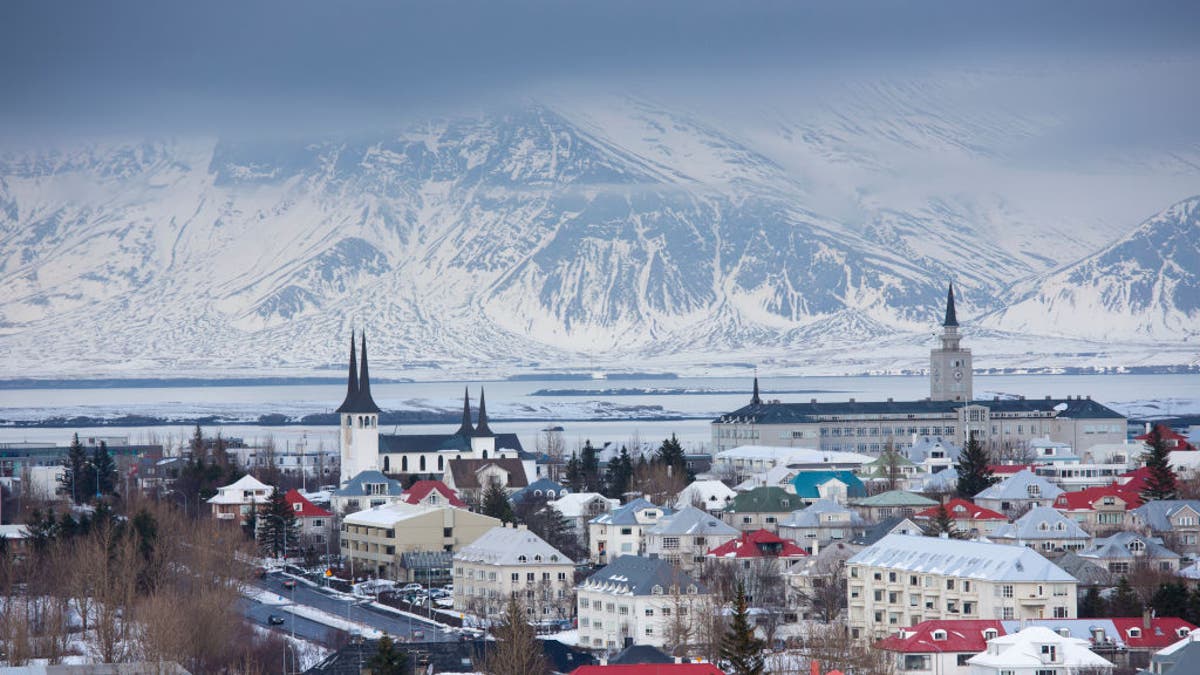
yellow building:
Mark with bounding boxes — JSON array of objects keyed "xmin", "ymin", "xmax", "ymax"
[{"xmin": 341, "ymin": 502, "xmax": 500, "ymax": 579}]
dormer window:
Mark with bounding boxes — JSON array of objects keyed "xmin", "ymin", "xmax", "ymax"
[
  {"xmin": 293, "ymin": 503, "xmax": 302, "ymax": 512},
  {"xmin": 1128, "ymin": 540, "xmax": 1146, "ymax": 554},
  {"xmin": 931, "ymin": 630, "xmax": 947, "ymax": 641},
  {"xmin": 534, "ymin": 554, "xmax": 543, "ymax": 562},
  {"xmin": 1179, "ymin": 628, "xmax": 1191, "ymax": 638},
  {"xmin": 1128, "ymin": 628, "xmax": 1142, "ymax": 638},
  {"xmin": 651, "ymin": 585, "xmax": 663, "ymax": 595},
  {"xmin": 1028, "ymin": 485, "xmax": 1041, "ymax": 498},
  {"xmin": 518, "ymin": 555, "xmax": 527, "ymax": 563},
  {"xmin": 1058, "ymin": 628, "xmax": 1071, "ymax": 637},
  {"xmin": 983, "ymin": 629, "xmax": 999, "ymax": 640}
]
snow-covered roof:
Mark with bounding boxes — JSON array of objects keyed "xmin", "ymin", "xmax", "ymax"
[
  {"xmin": 848, "ymin": 534, "xmax": 1077, "ymax": 582},
  {"xmin": 1079, "ymin": 531, "xmax": 1180, "ymax": 562},
  {"xmin": 590, "ymin": 498, "xmax": 670, "ymax": 526},
  {"xmin": 967, "ymin": 626, "xmax": 1114, "ymax": 669},
  {"xmin": 1131, "ymin": 500, "xmax": 1200, "ymax": 531},
  {"xmin": 906, "ymin": 437, "xmax": 961, "ymax": 463},
  {"xmin": 550, "ymin": 492, "xmax": 617, "ymax": 518},
  {"xmin": 207, "ymin": 474, "xmax": 272, "ymax": 504},
  {"xmin": 343, "ymin": 501, "xmax": 446, "ymax": 528},
  {"xmin": 990, "ymin": 506, "xmax": 1091, "ymax": 541},
  {"xmin": 779, "ymin": 498, "xmax": 864, "ymax": 528},
  {"xmin": 646, "ymin": 506, "xmax": 739, "ymax": 537},
  {"xmin": 734, "ymin": 465, "xmax": 797, "ymax": 491},
  {"xmin": 974, "ymin": 469, "xmax": 1063, "ymax": 501},
  {"xmin": 454, "ymin": 526, "xmax": 571, "ymax": 566},
  {"xmin": 674, "ymin": 480, "xmax": 736, "ymax": 509}
]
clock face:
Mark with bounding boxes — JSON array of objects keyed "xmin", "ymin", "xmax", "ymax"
[{"xmin": 954, "ymin": 369, "xmax": 963, "ymax": 381}]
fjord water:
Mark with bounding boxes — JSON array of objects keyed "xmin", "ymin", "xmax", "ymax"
[{"xmin": 0, "ymin": 374, "xmax": 1196, "ymax": 453}]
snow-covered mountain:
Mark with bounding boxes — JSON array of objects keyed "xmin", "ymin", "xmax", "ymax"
[
  {"xmin": 0, "ymin": 90, "xmax": 1196, "ymax": 378},
  {"xmin": 985, "ymin": 196, "xmax": 1200, "ymax": 341}
]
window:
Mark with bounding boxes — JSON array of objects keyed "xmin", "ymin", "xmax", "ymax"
[
  {"xmin": 645, "ymin": 608, "xmax": 654, "ymax": 616},
  {"xmin": 1054, "ymin": 606, "xmax": 1069, "ymax": 618},
  {"xmin": 1001, "ymin": 585, "xmax": 1013, "ymax": 598},
  {"xmin": 931, "ymin": 630, "xmax": 947, "ymax": 641},
  {"xmin": 957, "ymin": 655, "xmax": 972, "ymax": 666},
  {"xmin": 1002, "ymin": 607, "xmax": 1014, "ymax": 620},
  {"xmin": 662, "ymin": 537, "xmax": 680, "ymax": 550},
  {"xmin": 902, "ymin": 655, "xmax": 930, "ymax": 670}
]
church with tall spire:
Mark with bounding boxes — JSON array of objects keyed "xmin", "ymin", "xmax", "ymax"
[
  {"xmin": 334, "ymin": 333, "xmax": 529, "ymax": 487},
  {"xmin": 929, "ymin": 282, "xmax": 973, "ymax": 402}
]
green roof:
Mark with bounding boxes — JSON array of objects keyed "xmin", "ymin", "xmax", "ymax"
[
  {"xmin": 853, "ymin": 490, "xmax": 938, "ymax": 508},
  {"xmin": 724, "ymin": 486, "xmax": 796, "ymax": 514},
  {"xmin": 866, "ymin": 452, "xmax": 916, "ymax": 468}
]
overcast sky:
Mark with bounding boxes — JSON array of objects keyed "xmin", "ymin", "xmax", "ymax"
[{"xmin": 2, "ymin": 0, "xmax": 1198, "ymax": 142}]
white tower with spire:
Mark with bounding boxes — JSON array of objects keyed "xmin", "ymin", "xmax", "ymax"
[
  {"xmin": 336, "ymin": 331, "xmax": 381, "ymax": 485},
  {"xmin": 930, "ymin": 283, "xmax": 973, "ymax": 402}
]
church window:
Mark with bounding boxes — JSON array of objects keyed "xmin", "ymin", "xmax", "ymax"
[
  {"xmin": 419, "ymin": 456, "xmax": 427, "ymax": 472},
  {"xmin": 482, "ymin": 450, "xmax": 488, "ymax": 459},
  {"xmin": 401, "ymin": 456, "xmax": 408, "ymax": 472},
  {"xmin": 438, "ymin": 456, "xmax": 444, "ymax": 471},
  {"xmin": 383, "ymin": 457, "xmax": 390, "ymax": 472}
]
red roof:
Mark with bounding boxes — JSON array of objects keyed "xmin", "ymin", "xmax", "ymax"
[
  {"xmin": 572, "ymin": 665, "xmax": 725, "ymax": 675},
  {"xmin": 988, "ymin": 463, "xmax": 1034, "ymax": 475},
  {"xmin": 284, "ymin": 489, "xmax": 332, "ymax": 518},
  {"xmin": 1136, "ymin": 424, "xmax": 1197, "ymax": 451},
  {"xmin": 1120, "ymin": 466, "xmax": 1152, "ymax": 492},
  {"xmin": 1110, "ymin": 617, "xmax": 1196, "ymax": 649},
  {"xmin": 877, "ymin": 620, "xmax": 1003, "ymax": 653},
  {"xmin": 706, "ymin": 529, "xmax": 807, "ymax": 559},
  {"xmin": 1052, "ymin": 484, "xmax": 1142, "ymax": 511},
  {"xmin": 914, "ymin": 498, "xmax": 1007, "ymax": 521},
  {"xmin": 401, "ymin": 480, "xmax": 467, "ymax": 508}
]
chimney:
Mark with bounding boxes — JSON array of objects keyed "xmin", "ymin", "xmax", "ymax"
[
  {"xmin": 849, "ymin": 398, "xmax": 855, "ymax": 403},
  {"xmin": 1045, "ymin": 395, "xmax": 1051, "ymax": 400},
  {"xmin": 1144, "ymin": 608, "xmax": 1153, "ymax": 629},
  {"xmin": 887, "ymin": 397, "xmax": 894, "ymax": 403},
  {"xmin": 811, "ymin": 398, "xmax": 817, "ymax": 404}
]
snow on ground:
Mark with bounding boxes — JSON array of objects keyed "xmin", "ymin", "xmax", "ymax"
[
  {"xmin": 283, "ymin": 604, "xmax": 383, "ymax": 639},
  {"xmin": 539, "ymin": 629, "xmax": 578, "ymax": 645},
  {"xmin": 242, "ymin": 587, "xmax": 289, "ymax": 606}
]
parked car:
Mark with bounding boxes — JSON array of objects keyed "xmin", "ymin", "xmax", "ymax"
[
  {"xmin": 268, "ymin": 615, "xmax": 285, "ymax": 625},
  {"xmin": 400, "ymin": 583, "xmax": 423, "ymax": 593},
  {"xmin": 282, "ymin": 579, "xmax": 297, "ymax": 590}
]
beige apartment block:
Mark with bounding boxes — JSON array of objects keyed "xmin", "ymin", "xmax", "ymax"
[
  {"xmin": 341, "ymin": 502, "xmax": 500, "ymax": 579},
  {"xmin": 453, "ymin": 525, "xmax": 576, "ymax": 621}
]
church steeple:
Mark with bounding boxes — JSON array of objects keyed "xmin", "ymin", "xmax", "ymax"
[
  {"xmin": 943, "ymin": 283, "xmax": 959, "ymax": 328},
  {"xmin": 335, "ymin": 331, "xmax": 360, "ymax": 413},
  {"xmin": 750, "ymin": 375, "xmax": 762, "ymax": 406},
  {"xmin": 456, "ymin": 387, "xmax": 473, "ymax": 437},
  {"xmin": 351, "ymin": 332, "xmax": 381, "ymax": 414},
  {"xmin": 473, "ymin": 387, "xmax": 494, "ymax": 437}
]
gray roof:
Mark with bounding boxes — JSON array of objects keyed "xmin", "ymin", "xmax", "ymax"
[
  {"xmin": 1054, "ymin": 552, "xmax": 1116, "ymax": 586},
  {"xmin": 1079, "ymin": 531, "xmax": 1181, "ymax": 562},
  {"xmin": 779, "ymin": 499, "xmax": 865, "ymax": 528},
  {"xmin": 851, "ymin": 516, "xmax": 924, "ymax": 546},
  {"xmin": 591, "ymin": 498, "xmax": 671, "ymax": 526},
  {"xmin": 379, "ymin": 432, "xmax": 526, "ymax": 455},
  {"xmin": 848, "ymin": 533, "xmax": 1078, "ymax": 582},
  {"xmin": 454, "ymin": 526, "xmax": 571, "ymax": 566},
  {"xmin": 1161, "ymin": 642, "xmax": 1200, "ymax": 675},
  {"xmin": 333, "ymin": 470, "xmax": 404, "ymax": 497},
  {"xmin": 1130, "ymin": 500, "xmax": 1200, "ymax": 532},
  {"xmin": 906, "ymin": 436, "xmax": 962, "ymax": 463},
  {"xmin": 715, "ymin": 397, "xmax": 1124, "ymax": 425},
  {"xmin": 974, "ymin": 469, "xmax": 1064, "ymax": 501},
  {"xmin": 990, "ymin": 506, "xmax": 1091, "ymax": 541},
  {"xmin": 510, "ymin": 478, "xmax": 569, "ymax": 504},
  {"xmin": 580, "ymin": 555, "xmax": 707, "ymax": 596},
  {"xmin": 610, "ymin": 645, "xmax": 674, "ymax": 665},
  {"xmin": 646, "ymin": 506, "xmax": 739, "ymax": 537}
]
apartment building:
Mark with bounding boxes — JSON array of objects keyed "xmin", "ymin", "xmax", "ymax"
[
  {"xmin": 341, "ymin": 502, "xmax": 500, "ymax": 579},
  {"xmin": 576, "ymin": 555, "xmax": 711, "ymax": 652},
  {"xmin": 846, "ymin": 534, "xmax": 1077, "ymax": 639},
  {"xmin": 589, "ymin": 498, "xmax": 671, "ymax": 565},
  {"xmin": 453, "ymin": 525, "xmax": 575, "ymax": 621},
  {"xmin": 643, "ymin": 506, "xmax": 739, "ymax": 573}
]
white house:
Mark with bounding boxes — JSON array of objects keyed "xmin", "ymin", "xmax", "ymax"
[
  {"xmin": 588, "ymin": 498, "xmax": 671, "ymax": 565},
  {"xmin": 973, "ymin": 470, "xmax": 1064, "ymax": 515},
  {"xmin": 966, "ymin": 625, "xmax": 1113, "ymax": 674},
  {"xmin": 550, "ymin": 492, "xmax": 619, "ymax": 544},
  {"xmin": 207, "ymin": 474, "xmax": 272, "ymax": 521},
  {"xmin": 643, "ymin": 506, "xmax": 740, "ymax": 572},
  {"xmin": 674, "ymin": 480, "xmax": 737, "ymax": 513},
  {"xmin": 576, "ymin": 555, "xmax": 711, "ymax": 652}
]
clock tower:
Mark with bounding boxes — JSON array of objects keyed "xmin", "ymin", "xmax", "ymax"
[{"xmin": 930, "ymin": 283, "xmax": 973, "ymax": 402}]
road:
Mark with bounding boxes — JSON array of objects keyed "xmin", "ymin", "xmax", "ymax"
[{"xmin": 244, "ymin": 572, "xmax": 455, "ymax": 645}]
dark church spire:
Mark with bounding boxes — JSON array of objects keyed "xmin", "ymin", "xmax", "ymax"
[
  {"xmin": 456, "ymin": 387, "xmax": 473, "ymax": 436},
  {"xmin": 335, "ymin": 331, "xmax": 360, "ymax": 413},
  {"xmin": 473, "ymin": 387, "xmax": 494, "ymax": 437},
  {"xmin": 750, "ymin": 374, "xmax": 762, "ymax": 406},
  {"xmin": 349, "ymin": 332, "xmax": 381, "ymax": 414},
  {"xmin": 943, "ymin": 283, "xmax": 959, "ymax": 328}
]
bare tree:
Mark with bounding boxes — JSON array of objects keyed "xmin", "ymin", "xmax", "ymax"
[
  {"xmin": 537, "ymin": 428, "xmax": 566, "ymax": 482},
  {"xmin": 479, "ymin": 596, "xmax": 548, "ymax": 675},
  {"xmin": 803, "ymin": 622, "xmax": 895, "ymax": 675},
  {"xmin": 630, "ymin": 461, "xmax": 687, "ymax": 506},
  {"xmin": 664, "ymin": 584, "xmax": 697, "ymax": 657},
  {"xmin": 795, "ymin": 556, "xmax": 848, "ymax": 622}
]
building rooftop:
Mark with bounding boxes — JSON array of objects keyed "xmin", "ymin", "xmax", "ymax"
[
  {"xmin": 791, "ymin": 470, "xmax": 867, "ymax": 500},
  {"xmin": 852, "ymin": 490, "xmax": 938, "ymax": 508},
  {"xmin": 400, "ymin": 480, "xmax": 467, "ymax": 508},
  {"xmin": 724, "ymin": 486, "xmax": 797, "ymax": 514},
  {"xmin": 1078, "ymin": 531, "xmax": 1180, "ymax": 562},
  {"xmin": 646, "ymin": 506, "xmax": 739, "ymax": 537},
  {"xmin": 715, "ymin": 396, "xmax": 1124, "ymax": 425},
  {"xmin": 989, "ymin": 506, "xmax": 1091, "ymax": 541},
  {"xmin": 284, "ymin": 489, "xmax": 332, "ymax": 518},
  {"xmin": 454, "ymin": 526, "xmax": 570, "ymax": 566},
  {"xmin": 913, "ymin": 498, "xmax": 1007, "ymax": 521},
  {"xmin": 848, "ymin": 534, "xmax": 1076, "ymax": 582},
  {"xmin": 967, "ymin": 626, "xmax": 1113, "ymax": 670},
  {"xmin": 706, "ymin": 529, "xmax": 807, "ymax": 559},
  {"xmin": 591, "ymin": 498, "xmax": 671, "ymax": 526},
  {"xmin": 973, "ymin": 469, "xmax": 1064, "ymax": 501},
  {"xmin": 779, "ymin": 498, "xmax": 865, "ymax": 528},
  {"xmin": 333, "ymin": 470, "xmax": 404, "ymax": 498},
  {"xmin": 580, "ymin": 555, "xmax": 707, "ymax": 597}
]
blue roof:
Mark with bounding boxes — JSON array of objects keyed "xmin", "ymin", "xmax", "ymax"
[
  {"xmin": 510, "ymin": 478, "xmax": 570, "ymax": 505},
  {"xmin": 334, "ymin": 470, "xmax": 404, "ymax": 497},
  {"xmin": 791, "ymin": 470, "xmax": 867, "ymax": 499},
  {"xmin": 591, "ymin": 498, "xmax": 672, "ymax": 526}
]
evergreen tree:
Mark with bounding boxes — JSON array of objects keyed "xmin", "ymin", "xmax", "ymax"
[
  {"xmin": 925, "ymin": 502, "xmax": 965, "ymax": 539},
  {"xmin": 720, "ymin": 583, "xmax": 765, "ymax": 675},
  {"xmin": 1110, "ymin": 576, "xmax": 1143, "ymax": 617},
  {"xmin": 189, "ymin": 424, "xmax": 205, "ymax": 457},
  {"xmin": 91, "ymin": 441, "xmax": 117, "ymax": 498},
  {"xmin": 1078, "ymin": 586, "xmax": 1107, "ymax": 618},
  {"xmin": 1151, "ymin": 582, "xmax": 1190, "ymax": 620},
  {"xmin": 563, "ymin": 452, "xmax": 583, "ymax": 492},
  {"xmin": 522, "ymin": 504, "xmax": 585, "ymax": 561},
  {"xmin": 657, "ymin": 434, "xmax": 694, "ymax": 481},
  {"xmin": 60, "ymin": 433, "xmax": 90, "ymax": 504},
  {"xmin": 955, "ymin": 436, "xmax": 997, "ymax": 499},
  {"xmin": 256, "ymin": 487, "xmax": 299, "ymax": 558},
  {"xmin": 367, "ymin": 634, "xmax": 409, "ymax": 675},
  {"xmin": 481, "ymin": 596, "xmax": 548, "ymax": 675},
  {"xmin": 603, "ymin": 445, "xmax": 635, "ymax": 499},
  {"xmin": 579, "ymin": 441, "xmax": 601, "ymax": 492},
  {"xmin": 481, "ymin": 480, "xmax": 515, "ymax": 524},
  {"xmin": 1141, "ymin": 425, "xmax": 1178, "ymax": 501}
]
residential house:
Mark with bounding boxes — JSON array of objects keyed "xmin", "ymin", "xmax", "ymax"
[
  {"xmin": 1050, "ymin": 484, "xmax": 1141, "ymax": 536},
  {"xmin": 783, "ymin": 541, "xmax": 861, "ymax": 620},
  {"xmin": 791, "ymin": 470, "xmax": 868, "ymax": 505},
  {"xmin": 1128, "ymin": 500, "xmax": 1200, "ymax": 555},
  {"xmin": 846, "ymin": 534, "xmax": 1078, "ymax": 639},
  {"xmin": 877, "ymin": 619, "xmax": 1004, "ymax": 675},
  {"xmin": 989, "ymin": 506, "xmax": 1092, "ymax": 554},
  {"xmin": 912, "ymin": 499, "xmax": 1008, "ymax": 538},
  {"xmin": 1053, "ymin": 552, "xmax": 1117, "ymax": 589},
  {"xmin": 453, "ymin": 525, "xmax": 576, "ymax": 621},
  {"xmin": 1137, "ymin": 423, "xmax": 1197, "ymax": 452},
  {"xmin": 907, "ymin": 436, "xmax": 961, "ymax": 477},
  {"xmin": 284, "ymin": 489, "xmax": 333, "ymax": 547},
  {"xmin": 511, "ymin": 478, "xmax": 570, "ymax": 506},
  {"xmin": 973, "ymin": 469, "xmax": 1064, "ymax": 516},
  {"xmin": 1077, "ymin": 531, "xmax": 1183, "ymax": 575},
  {"xmin": 705, "ymin": 529, "xmax": 808, "ymax": 577},
  {"xmin": 721, "ymin": 486, "xmax": 797, "ymax": 533},
  {"xmin": 860, "ymin": 451, "xmax": 922, "ymax": 491},
  {"xmin": 674, "ymin": 480, "xmax": 736, "ymax": 513},
  {"xmin": 851, "ymin": 490, "xmax": 939, "ymax": 522},
  {"xmin": 778, "ymin": 498, "xmax": 867, "ymax": 552},
  {"xmin": 643, "ymin": 506, "xmax": 740, "ymax": 572},
  {"xmin": 850, "ymin": 516, "xmax": 925, "ymax": 546},
  {"xmin": 342, "ymin": 502, "xmax": 501, "ymax": 578},
  {"xmin": 734, "ymin": 465, "xmax": 800, "ymax": 493},
  {"xmin": 575, "ymin": 555, "xmax": 711, "ymax": 652},
  {"xmin": 589, "ymin": 498, "xmax": 672, "ymax": 565},
  {"xmin": 400, "ymin": 479, "xmax": 467, "ymax": 509},
  {"xmin": 1141, "ymin": 628, "xmax": 1200, "ymax": 675},
  {"xmin": 331, "ymin": 470, "xmax": 405, "ymax": 515},
  {"xmin": 966, "ymin": 625, "xmax": 1114, "ymax": 674},
  {"xmin": 444, "ymin": 457, "xmax": 531, "ymax": 505},
  {"xmin": 551, "ymin": 492, "xmax": 620, "ymax": 544},
  {"xmin": 207, "ymin": 474, "xmax": 272, "ymax": 521}
]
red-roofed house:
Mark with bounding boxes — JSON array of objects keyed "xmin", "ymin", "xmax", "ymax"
[
  {"xmin": 877, "ymin": 619, "xmax": 1003, "ymax": 674},
  {"xmin": 1119, "ymin": 466, "xmax": 1152, "ymax": 493},
  {"xmin": 913, "ymin": 499, "xmax": 1008, "ymax": 537},
  {"xmin": 401, "ymin": 480, "xmax": 467, "ymax": 509},
  {"xmin": 1052, "ymin": 484, "xmax": 1142, "ymax": 536},
  {"xmin": 988, "ymin": 464, "xmax": 1034, "ymax": 476},
  {"xmin": 706, "ymin": 529, "xmax": 808, "ymax": 569},
  {"xmin": 571, "ymin": 665, "xmax": 725, "ymax": 675},
  {"xmin": 285, "ymin": 489, "xmax": 334, "ymax": 547},
  {"xmin": 1137, "ymin": 424, "xmax": 1197, "ymax": 451}
]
